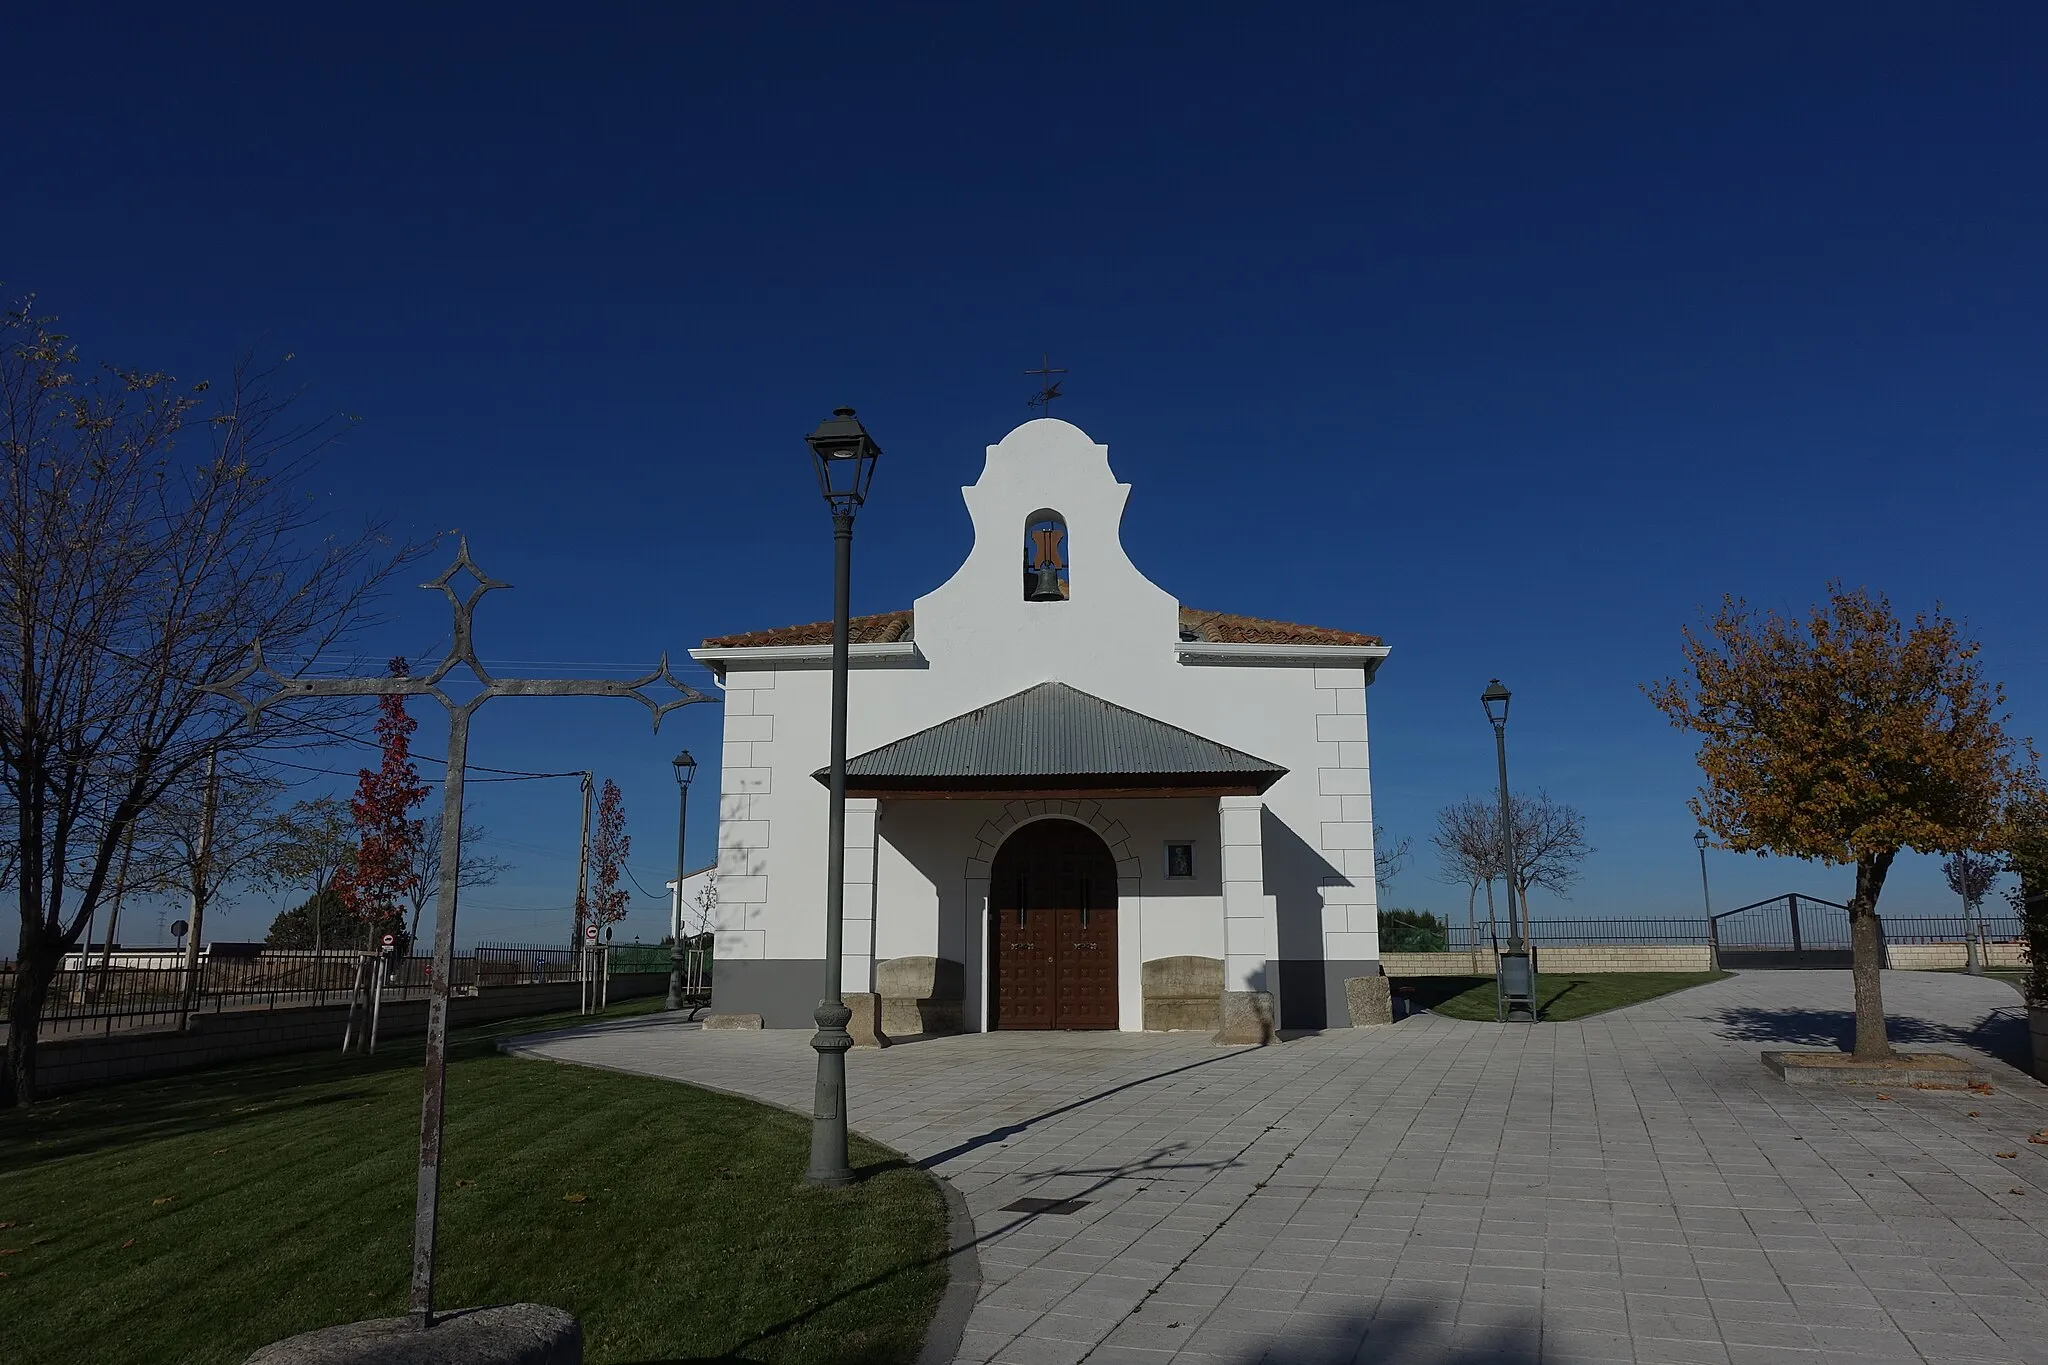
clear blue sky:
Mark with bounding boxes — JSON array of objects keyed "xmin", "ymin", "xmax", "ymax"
[{"xmin": 12, "ymin": 4, "xmax": 2045, "ymax": 946}]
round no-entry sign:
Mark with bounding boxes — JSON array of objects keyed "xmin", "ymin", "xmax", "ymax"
[
  {"xmin": 584, "ymin": 925, "xmax": 598, "ymax": 944},
  {"xmin": 381, "ymin": 933, "xmax": 395, "ymax": 948}
]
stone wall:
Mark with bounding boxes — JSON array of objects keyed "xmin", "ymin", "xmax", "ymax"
[
  {"xmin": 31, "ymin": 973, "xmax": 668, "ymax": 1096},
  {"xmin": 1885, "ymin": 942, "xmax": 2029, "ymax": 971},
  {"xmin": 1382, "ymin": 946, "xmax": 1716, "ymax": 975}
]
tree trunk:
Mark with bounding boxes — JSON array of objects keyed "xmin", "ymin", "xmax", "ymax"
[
  {"xmin": 3, "ymin": 944, "xmax": 60, "ymax": 1109},
  {"xmin": 2021, "ymin": 865, "xmax": 2048, "ymax": 1010},
  {"xmin": 1848, "ymin": 849, "xmax": 1896, "ymax": 1061}
]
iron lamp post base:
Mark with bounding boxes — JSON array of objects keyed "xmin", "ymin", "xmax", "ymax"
[
  {"xmin": 807, "ymin": 999, "xmax": 855, "ymax": 1187},
  {"xmin": 1498, "ymin": 948, "xmax": 1538, "ymax": 1024},
  {"xmin": 665, "ymin": 943, "xmax": 687, "ymax": 1012}
]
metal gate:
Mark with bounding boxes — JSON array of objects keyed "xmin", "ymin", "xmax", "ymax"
[{"xmin": 1710, "ymin": 893, "xmax": 1857, "ymax": 968}]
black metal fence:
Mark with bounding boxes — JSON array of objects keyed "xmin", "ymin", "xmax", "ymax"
[
  {"xmin": 472, "ymin": 941, "xmax": 712, "ymax": 993},
  {"xmin": 5, "ymin": 941, "xmax": 708, "ymax": 1039},
  {"xmin": 1879, "ymin": 914, "xmax": 2025, "ymax": 944},
  {"xmin": 1444, "ymin": 918, "xmax": 1711, "ymax": 949},
  {"xmin": 1415, "ymin": 908, "xmax": 2028, "ymax": 957}
]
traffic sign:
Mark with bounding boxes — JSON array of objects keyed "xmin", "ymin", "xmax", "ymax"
[
  {"xmin": 584, "ymin": 925, "xmax": 598, "ymax": 944},
  {"xmin": 382, "ymin": 933, "xmax": 396, "ymax": 949}
]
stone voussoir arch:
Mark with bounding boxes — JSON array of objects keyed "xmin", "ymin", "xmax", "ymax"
[{"xmin": 965, "ymin": 799, "xmax": 1143, "ymax": 883}]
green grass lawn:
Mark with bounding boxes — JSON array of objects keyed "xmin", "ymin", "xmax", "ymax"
[
  {"xmin": 1947, "ymin": 967, "xmax": 2028, "ymax": 994},
  {"xmin": 1392, "ymin": 971, "xmax": 1731, "ymax": 1022},
  {"xmin": 0, "ymin": 1000, "xmax": 948, "ymax": 1365}
]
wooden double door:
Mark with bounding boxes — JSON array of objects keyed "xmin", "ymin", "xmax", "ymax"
[{"xmin": 989, "ymin": 819, "xmax": 1119, "ymax": 1030}]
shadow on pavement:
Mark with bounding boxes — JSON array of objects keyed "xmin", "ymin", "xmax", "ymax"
[
  {"xmin": 1144, "ymin": 1300, "xmax": 1539, "ymax": 1365},
  {"xmin": 1711, "ymin": 1003, "xmax": 2030, "ymax": 1069},
  {"xmin": 914, "ymin": 1049, "xmax": 1246, "ymax": 1171}
]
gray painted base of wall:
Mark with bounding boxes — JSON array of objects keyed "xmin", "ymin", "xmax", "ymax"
[
  {"xmin": 710, "ymin": 959, "xmax": 830, "ymax": 1030},
  {"xmin": 1275, "ymin": 959, "xmax": 1381, "ymax": 1030},
  {"xmin": 712, "ymin": 958, "xmax": 1388, "ymax": 1032}
]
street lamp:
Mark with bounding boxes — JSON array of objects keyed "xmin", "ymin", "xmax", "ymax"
[
  {"xmin": 804, "ymin": 405, "xmax": 881, "ymax": 1188},
  {"xmin": 666, "ymin": 750, "xmax": 698, "ymax": 1011},
  {"xmin": 1694, "ymin": 830, "xmax": 1718, "ymax": 969},
  {"xmin": 1482, "ymin": 679, "xmax": 1535, "ymax": 1022}
]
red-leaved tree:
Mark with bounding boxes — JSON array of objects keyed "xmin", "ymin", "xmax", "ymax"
[
  {"xmin": 588, "ymin": 778, "xmax": 631, "ymax": 940},
  {"xmin": 333, "ymin": 658, "xmax": 428, "ymax": 951}
]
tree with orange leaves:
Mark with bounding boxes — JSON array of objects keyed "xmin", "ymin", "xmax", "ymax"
[
  {"xmin": 333, "ymin": 658, "xmax": 429, "ymax": 952},
  {"xmin": 587, "ymin": 777, "xmax": 632, "ymax": 939},
  {"xmin": 1647, "ymin": 584, "xmax": 2033, "ymax": 1060}
]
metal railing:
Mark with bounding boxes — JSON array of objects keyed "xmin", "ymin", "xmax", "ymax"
[
  {"xmin": 6, "ymin": 940, "xmax": 709, "ymax": 1039},
  {"xmin": 1440, "ymin": 918, "xmax": 1713, "ymax": 949},
  {"xmin": 1879, "ymin": 914, "xmax": 2024, "ymax": 945}
]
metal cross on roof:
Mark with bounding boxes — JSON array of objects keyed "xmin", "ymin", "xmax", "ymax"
[
  {"xmin": 206, "ymin": 537, "xmax": 717, "ymax": 1325},
  {"xmin": 1025, "ymin": 352, "xmax": 1068, "ymax": 414}
]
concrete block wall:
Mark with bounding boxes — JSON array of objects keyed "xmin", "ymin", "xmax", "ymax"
[
  {"xmin": 1381, "ymin": 945, "xmax": 1715, "ymax": 975},
  {"xmin": 31, "ymin": 973, "xmax": 668, "ymax": 1096},
  {"xmin": 1887, "ymin": 941, "xmax": 2029, "ymax": 971}
]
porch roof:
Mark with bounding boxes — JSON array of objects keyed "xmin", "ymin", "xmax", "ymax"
[{"xmin": 818, "ymin": 682, "xmax": 1288, "ymax": 798}]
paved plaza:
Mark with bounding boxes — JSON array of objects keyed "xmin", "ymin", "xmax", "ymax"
[{"xmin": 508, "ymin": 972, "xmax": 2048, "ymax": 1365}]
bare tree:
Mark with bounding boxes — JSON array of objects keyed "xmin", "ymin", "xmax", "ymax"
[
  {"xmin": 265, "ymin": 795, "xmax": 356, "ymax": 956},
  {"xmin": 1507, "ymin": 790, "xmax": 1593, "ymax": 916},
  {"xmin": 679, "ymin": 871, "xmax": 716, "ymax": 946},
  {"xmin": 134, "ymin": 759, "xmax": 289, "ymax": 974},
  {"xmin": 401, "ymin": 810, "xmax": 508, "ymax": 949},
  {"xmin": 1431, "ymin": 792, "xmax": 1592, "ymax": 940},
  {"xmin": 1432, "ymin": 797, "xmax": 1506, "ymax": 944},
  {"xmin": 1942, "ymin": 851, "xmax": 1998, "ymax": 911},
  {"xmin": 0, "ymin": 299, "xmax": 420, "ymax": 1107},
  {"xmin": 1372, "ymin": 823, "xmax": 1411, "ymax": 895}
]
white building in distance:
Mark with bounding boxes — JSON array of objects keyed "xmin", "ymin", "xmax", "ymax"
[{"xmin": 688, "ymin": 417, "xmax": 1390, "ymax": 1041}]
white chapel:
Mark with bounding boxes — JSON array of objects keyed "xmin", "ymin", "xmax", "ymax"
[{"xmin": 687, "ymin": 417, "xmax": 1391, "ymax": 1041}]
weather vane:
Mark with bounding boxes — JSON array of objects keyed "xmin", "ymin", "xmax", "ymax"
[{"xmin": 1025, "ymin": 352, "xmax": 1068, "ymax": 415}]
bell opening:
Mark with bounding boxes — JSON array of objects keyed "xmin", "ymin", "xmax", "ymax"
[{"xmin": 1022, "ymin": 511, "xmax": 1069, "ymax": 602}]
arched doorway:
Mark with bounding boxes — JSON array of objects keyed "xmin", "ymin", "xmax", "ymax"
[{"xmin": 988, "ymin": 819, "xmax": 1119, "ymax": 1029}]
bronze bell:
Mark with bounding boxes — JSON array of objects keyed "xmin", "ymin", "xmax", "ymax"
[{"xmin": 1027, "ymin": 562, "xmax": 1064, "ymax": 601}]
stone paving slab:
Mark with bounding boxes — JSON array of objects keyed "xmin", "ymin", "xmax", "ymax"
[{"xmin": 506, "ymin": 971, "xmax": 2047, "ymax": 1364}]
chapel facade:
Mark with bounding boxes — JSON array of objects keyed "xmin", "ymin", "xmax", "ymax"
[{"xmin": 688, "ymin": 417, "xmax": 1390, "ymax": 1039}]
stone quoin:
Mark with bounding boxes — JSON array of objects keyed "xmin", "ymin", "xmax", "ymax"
[{"xmin": 689, "ymin": 417, "xmax": 1391, "ymax": 1039}]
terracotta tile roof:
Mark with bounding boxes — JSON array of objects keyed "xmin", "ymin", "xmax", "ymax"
[
  {"xmin": 1176, "ymin": 607, "xmax": 1381, "ymax": 647},
  {"xmin": 702, "ymin": 606, "xmax": 1377, "ymax": 649},
  {"xmin": 701, "ymin": 610, "xmax": 914, "ymax": 649}
]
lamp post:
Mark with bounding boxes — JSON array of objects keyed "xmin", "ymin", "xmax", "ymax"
[
  {"xmin": 1482, "ymin": 679, "xmax": 1535, "ymax": 1022},
  {"xmin": 804, "ymin": 405, "xmax": 880, "ymax": 1188},
  {"xmin": 1693, "ymin": 830, "xmax": 1712, "ymax": 917},
  {"xmin": 666, "ymin": 750, "xmax": 698, "ymax": 1010},
  {"xmin": 1695, "ymin": 829, "xmax": 1718, "ymax": 970}
]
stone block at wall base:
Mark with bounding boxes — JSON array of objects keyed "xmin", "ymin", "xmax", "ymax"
[
  {"xmin": 876, "ymin": 956, "xmax": 964, "ymax": 1037},
  {"xmin": 843, "ymin": 993, "xmax": 889, "ymax": 1048},
  {"xmin": 703, "ymin": 1013, "xmax": 763, "ymax": 1031},
  {"xmin": 244, "ymin": 1303, "xmax": 580, "ymax": 1364},
  {"xmin": 1215, "ymin": 990, "xmax": 1277, "ymax": 1046},
  {"xmin": 1143, "ymin": 955, "xmax": 1224, "ymax": 1031},
  {"xmin": 1345, "ymin": 976, "xmax": 1392, "ymax": 1026}
]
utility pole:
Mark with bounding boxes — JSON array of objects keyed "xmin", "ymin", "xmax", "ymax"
[
  {"xmin": 1962, "ymin": 851, "xmax": 1984, "ymax": 976},
  {"xmin": 179, "ymin": 745, "xmax": 220, "ymax": 1026},
  {"xmin": 572, "ymin": 771, "xmax": 593, "ymax": 950},
  {"xmin": 94, "ymin": 820, "xmax": 139, "ymax": 1000}
]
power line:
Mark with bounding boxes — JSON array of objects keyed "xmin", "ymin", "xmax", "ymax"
[{"xmin": 290, "ymin": 716, "xmax": 589, "ymax": 779}]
